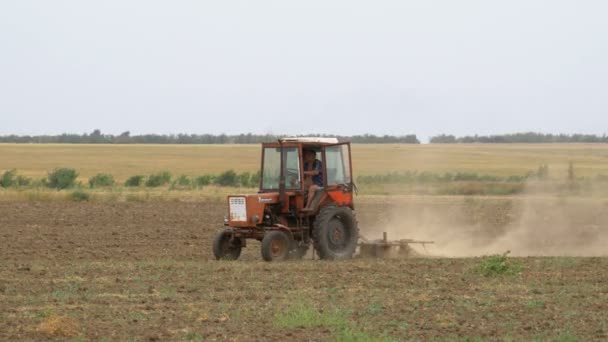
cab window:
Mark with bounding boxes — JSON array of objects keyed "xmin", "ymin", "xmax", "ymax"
[{"xmin": 324, "ymin": 144, "xmax": 351, "ymax": 186}]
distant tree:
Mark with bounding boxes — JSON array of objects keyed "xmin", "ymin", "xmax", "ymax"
[{"xmin": 429, "ymin": 134, "xmax": 457, "ymax": 143}]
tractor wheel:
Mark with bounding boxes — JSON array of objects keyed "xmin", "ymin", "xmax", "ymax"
[
  {"xmin": 261, "ymin": 231, "xmax": 291, "ymax": 262},
  {"xmin": 212, "ymin": 231, "xmax": 242, "ymax": 260},
  {"xmin": 313, "ymin": 205, "xmax": 358, "ymax": 260}
]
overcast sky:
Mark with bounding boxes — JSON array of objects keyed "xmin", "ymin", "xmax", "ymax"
[{"xmin": 1, "ymin": 1, "xmax": 606, "ymax": 141}]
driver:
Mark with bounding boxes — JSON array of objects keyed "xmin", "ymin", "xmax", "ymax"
[{"xmin": 303, "ymin": 149, "xmax": 323, "ymax": 209}]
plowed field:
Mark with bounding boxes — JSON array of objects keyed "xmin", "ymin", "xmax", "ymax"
[{"xmin": 1, "ymin": 197, "xmax": 607, "ymax": 341}]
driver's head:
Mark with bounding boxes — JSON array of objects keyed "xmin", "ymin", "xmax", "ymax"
[{"xmin": 304, "ymin": 149, "xmax": 316, "ymax": 162}]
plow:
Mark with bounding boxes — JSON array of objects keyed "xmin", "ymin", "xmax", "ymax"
[{"xmin": 358, "ymin": 232, "xmax": 434, "ymax": 258}]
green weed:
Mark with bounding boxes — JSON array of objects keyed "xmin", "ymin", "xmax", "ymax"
[
  {"xmin": 183, "ymin": 331, "xmax": 204, "ymax": 341},
  {"xmin": 335, "ymin": 327, "xmax": 398, "ymax": 342},
  {"xmin": 476, "ymin": 252, "xmax": 523, "ymax": 277},
  {"xmin": 274, "ymin": 301, "xmax": 348, "ymax": 329}
]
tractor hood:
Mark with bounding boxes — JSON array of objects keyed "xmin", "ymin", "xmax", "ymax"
[{"xmin": 226, "ymin": 193, "xmax": 280, "ymax": 227}]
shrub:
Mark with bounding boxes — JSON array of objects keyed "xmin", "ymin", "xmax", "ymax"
[
  {"xmin": 88, "ymin": 173, "xmax": 115, "ymax": 188},
  {"xmin": 238, "ymin": 172, "xmax": 251, "ymax": 187},
  {"xmin": 124, "ymin": 175, "xmax": 145, "ymax": 187},
  {"xmin": 46, "ymin": 168, "xmax": 78, "ymax": 189},
  {"xmin": 16, "ymin": 175, "xmax": 31, "ymax": 186},
  {"xmin": 0, "ymin": 169, "xmax": 30, "ymax": 187},
  {"xmin": 0, "ymin": 169, "xmax": 17, "ymax": 187},
  {"xmin": 145, "ymin": 171, "xmax": 172, "ymax": 187},
  {"xmin": 250, "ymin": 170, "xmax": 261, "ymax": 187},
  {"xmin": 172, "ymin": 175, "xmax": 192, "ymax": 189},
  {"xmin": 194, "ymin": 175, "xmax": 214, "ymax": 187},
  {"xmin": 69, "ymin": 190, "xmax": 90, "ymax": 202},
  {"xmin": 215, "ymin": 170, "xmax": 238, "ymax": 186}
]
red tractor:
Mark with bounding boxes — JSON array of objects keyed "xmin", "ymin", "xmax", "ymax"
[{"xmin": 213, "ymin": 137, "xmax": 359, "ymax": 261}]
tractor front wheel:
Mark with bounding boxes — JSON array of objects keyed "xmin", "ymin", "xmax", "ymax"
[
  {"xmin": 213, "ymin": 231, "xmax": 243, "ymax": 260},
  {"xmin": 313, "ymin": 205, "xmax": 358, "ymax": 260},
  {"xmin": 261, "ymin": 231, "xmax": 291, "ymax": 262}
]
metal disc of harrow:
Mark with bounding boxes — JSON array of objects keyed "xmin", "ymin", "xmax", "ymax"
[{"xmin": 358, "ymin": 232, "xmax": 433, "ymax": 258}]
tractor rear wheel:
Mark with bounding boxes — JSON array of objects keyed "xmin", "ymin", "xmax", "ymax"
[
  {"xmin": 313, "ymin": 205, "xmax": 358, "ymax": 260},
  {"xmin": 212, "ymin": 231, "xmax": 242, "ymax": 260},
  {"xmin": 261, "ymin": 231, "xmax": 291, "ymax": 262}
]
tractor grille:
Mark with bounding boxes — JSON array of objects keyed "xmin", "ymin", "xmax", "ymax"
[{"xmin": 229, "ymin": 197, "xmax": 247, "ymax": 222}]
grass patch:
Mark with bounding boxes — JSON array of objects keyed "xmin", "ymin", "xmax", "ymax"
[
  {"xmin": 69, "ymin": 190, "xmax": 90, "ymax": 202},
  {"xmin": 274, "ymin": 301, "xmax": 400, "ymax": 341},
  {"xmin": 525, "ymin": 299, "xmax": 546, "ymax": 309},
  {"xmin": 335, "ymin": 327, "xmax": 399, "ymax": 342},
  {"xmin": 274, "ymin": 301, "xmax": 348, "ymax": 329},
  {"xmin": 182, "ymin": 331, "xmax": 205, "ymax": 341}
]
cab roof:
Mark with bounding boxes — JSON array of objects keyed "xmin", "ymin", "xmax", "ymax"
[{"xmin": 278, "ymin": 137, "xmax": 339, "ymax": 144}]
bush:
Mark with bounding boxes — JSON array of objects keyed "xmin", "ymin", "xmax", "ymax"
[
  {"xmin": 88, "ymin": 173, "xmax": 115, "ymax": 188},
  {"xmin": 194, "ymin": 174, "xmax": 214, "ymax": 187},
  {"xmin": 238, "ymin": 172, "xmax": 251, "ymax": 187},
  {"xmin": 69, "ymin": 190, "xmax": 90, "ymax": 202},
  {"xmin": 215, "ymin": 170, "xmax": 238, "ymax": 186},
  {"xmin": 124, "ymin": 175, "xmax": 145, "ymax": 187},
  {"xmin": 172, "ymin": 175, "xmax": 192, "ymax": 189},
  {"xmin": 1, "ymin": 170, "xmax": 16, "ymax": 187},
  {"xmin": 250, "ymin": 170, "xmax": 261, "ymax": 187},
  {"xmin": 145, "ymin": 171, "xmax": 172, "ymax": 187},
  {"xmin": 16, "ymin": 175, "xmax": 31, "ymax": 186},
  {"xmin": 46, "ymin": 168, "xmax": 78, "ymax": 189}
]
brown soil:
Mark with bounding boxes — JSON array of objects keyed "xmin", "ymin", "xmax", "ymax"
[{"xmin": 1, "ymin": 198, "xmax": 607, "ymax": 341}]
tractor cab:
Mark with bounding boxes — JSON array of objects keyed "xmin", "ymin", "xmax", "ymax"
[
  {"xmin": 259, "ymin": 137, "xmax": 354, "ymax": 210},
  {"xmin": 214, "ymin": 137, "xmax": 359, "ymax": 261}
]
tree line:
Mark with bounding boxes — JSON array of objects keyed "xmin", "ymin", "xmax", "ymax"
[
  {"xmin": 0, "ymin": 130, "xmax": 420, "ymax": 144},
  {"xmin": 429, "ymin": 132, "xmax": 608, "ymax": 144},
  {"xmin": 2, "ymin": 131, "xmax": 607, "ymax": 144}
]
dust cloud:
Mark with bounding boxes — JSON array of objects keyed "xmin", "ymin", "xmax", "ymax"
[{"xmin": 358, "ymin": 187, "xmax": 608, "ymax": 257}]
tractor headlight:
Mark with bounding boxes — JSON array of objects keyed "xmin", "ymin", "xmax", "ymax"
[
  {"xmin": 252, "ymin": 214, "xmax": 260, "ymax": 224},
  {"xmin": 224, "ymin": 215, "xmax": 229, "ymax": 225}
]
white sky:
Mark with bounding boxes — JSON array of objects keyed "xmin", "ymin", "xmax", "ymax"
[{"xmin": 1, "ymin": 1, "xmax": 607, "ymax": 141}]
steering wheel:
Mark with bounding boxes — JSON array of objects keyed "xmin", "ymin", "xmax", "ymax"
[{"xmin": 285, "ymin": 168, "xmax": 300, "ymax": 187}]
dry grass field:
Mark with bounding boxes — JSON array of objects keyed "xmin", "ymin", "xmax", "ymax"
[{"xmin": 2, "ymin": 143, "xmax": 608, "ymax": 182}]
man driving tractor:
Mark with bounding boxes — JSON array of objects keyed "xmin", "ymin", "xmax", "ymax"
[{"xmin": 303, "ymin": 149, "xmax": 324, "ymax": 210}]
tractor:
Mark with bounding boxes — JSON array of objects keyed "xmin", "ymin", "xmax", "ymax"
[{"xmin": 213, "ymin": 137, "xmax": 359, "ymax": 261}]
